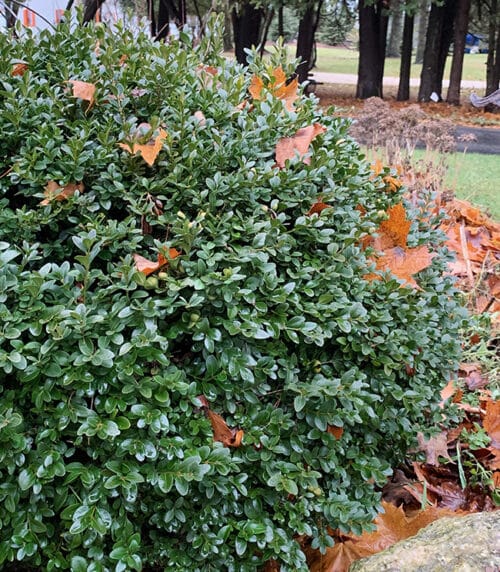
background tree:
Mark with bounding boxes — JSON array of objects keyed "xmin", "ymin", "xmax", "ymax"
[
  {"xmin": 446, "ymin": 0, "xmax": 472, "ymax": 104},
  {"xmin": 295, "ymin": 0, "xmax": 324, "ymax": 83},
  {"xmin": 3, "ymin": 0, "xmax": 20, "ymax": 28},
  {"xmin": 397, "ymin": 2, "xmax": 415, "ymax": 100},
  {"xmin": 386, "ymin": 0, "xmax": 404, "ymax": 57},
  {"xmin": 356, "ymin": 0, "xmax": 389, "ymax": 99},
  {"xmin": 414, "ymin": 0, "xmax": 429, "ymax": 63},
  {"xmin": 316, "ymin": 0, "xmax": 356, "ymax": 46},
  {"xmin": 485, "ymin": 0, "xmax": 500, "ymax": 97},
  {"xmin": 231, "ymin": 0, "xmax": 265, "ymax": 64},
  {"xmin": 418, "ymin": 0, "xmax": 456, "ymax": 101}
]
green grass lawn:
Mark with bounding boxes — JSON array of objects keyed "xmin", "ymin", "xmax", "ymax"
[
  {"xmin": 315, "ymin": 46, "xmax": 488, "ymax": 82},
  {"xmin": 443, "ymin": 151, "xmax": 500, "ymax": 220}
]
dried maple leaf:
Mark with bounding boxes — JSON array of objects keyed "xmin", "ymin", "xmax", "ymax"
[
  {"xmin": 68, "ymin": 80, "xmax": 96, "ymax": 109},
  {"xmin": 377, "ymin": 203, "xmax": 411, "ymax": 250},
  {"xmin": 307, "ymin": 501, "xmax": 456, "ymax": 572},
  {"xmin": 368, "ymin": 245, "xmax": 435, "ymax": 288},
  {"xmin": 40, "ymin": 181, "xmax": 84, "ymax": 206},
  {"xmin": 133, "ymin": 248, "xmax": 180, "ymax": 276},
  {"xmin": 275, "ymin": 124, "xmax": 326, "ymax": 169},
  {"xmin": 12, "ymin": 62, "xmax": 28, "ymax": 76},
  {"xmin": 197, "ymin": 395, "xmax": 244, "ymax": 448},
  {"xmin": 119, "ymin": 128, "xmax": 167, "ymax": 167},
  {"xmin": 416, "ymin": 431, "xmax": 453, "ymax": 466}
]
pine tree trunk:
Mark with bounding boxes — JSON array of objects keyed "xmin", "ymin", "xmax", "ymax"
[
  {"xmin": 232, "ymin": 2, "xmax": 265, "ymax": 65},
  {"xmin": 446, "ymin": 0, "xmax": 471, "ymax": 105},
  {"xmin": 356, "ymin": 0, "xmax": 389, "ymax": 99},
  {"xmin": 414, "ymin": 0, "xmax": 429, "ymax": 64},
  {"xmin": 397, "ymin": 12, "xmax": 414, "ymax": 101}
]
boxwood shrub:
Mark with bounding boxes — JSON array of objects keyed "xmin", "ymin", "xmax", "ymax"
[{"xmin": 0, "ymin": 17, "xmax": 466, "ymax": 571}]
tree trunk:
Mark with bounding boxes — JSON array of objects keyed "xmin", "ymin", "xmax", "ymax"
[
  {"xmin": 446, "ymin": 0, "xmax": 471, "ymax": 105},
  {"xmin": 356, "ymin": 0, "xmax": 389, "ymax": 99},
  {"xmin": 156, "ymin": 0, "xmax": 170, "ymax": 40},
  {"xmin": 418, "ymin": 0, "xmax": 455, "ymax": 101},
  {"xmin": 296, "ymin": 3, "xmax": 315, "ymax": 83},
  {"xmin": 397, "ymin": 11, "xmax": 414, "ymax": 101},
  {"xmin": 414, "ymin": 0, "xmax": 429, "ymax": 64},
  {"xmin": 387, "ymin": 4, "xmax": 404, "ymax": 58},
  {"xmin": 4, "ymin": 0, "xmax": 20, "ymax": 28},
  {"xmin": 232, "ymin": 2, "xmax": 265, "ymax": 65},
  {"xmin": 82, "ymin": 0, "xmax": 106, "ymax": 23},
  {"xmin": 486, "ymin": 0, "xmax": 500, "ymax": 96}
]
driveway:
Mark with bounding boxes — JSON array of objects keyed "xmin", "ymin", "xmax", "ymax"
[{"xmin": 454, "ymin": 126, "xmax": 500, "ymax": 155}]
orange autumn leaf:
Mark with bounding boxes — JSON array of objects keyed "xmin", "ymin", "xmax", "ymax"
[
  {"xmin": 378, "ymin": 203, "xmax": 411, "ymax": 250},
  {"xmin": 249, "ymin": 75, "xmax": 264, "ymax": 100},
  {"xmin": 119, "ymin": 128, "xmax": 167, "ymax": 167},
  {"xmin": 68, "ymin": 80, "xmax": 96, "ymax": 108},
  {"xmin": 249, "ymin": 66, "xmax": 299, "ymax": 111},
  {"xmin": 368, "ymin": 245, "xmax": 435, "ymax": 288},
  {"xmin": 275, "ymin": 124, "xmax": 326, "ymax": 169},
  {"xmin": 370, "ymin": 159, "xmax": 384, "ymax": 178},
  {"xmin": 133, "ymin": 248, "xmax": 180, "ymax": 276},
  {"xmin": 40, "ymin": 181, "xmax": 84, "ymax": 205},
  {"xmin": 383, "ymin": 175, "xmax": 402, "ymax": 193},
  {"xmin": 12, "ymin": 62, "xmax": 28, "ymax": 76}
]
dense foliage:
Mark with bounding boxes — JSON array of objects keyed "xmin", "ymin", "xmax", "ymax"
[{"xmin": 0, "ymin": 18, "xmax": 466, "ymax": 571}]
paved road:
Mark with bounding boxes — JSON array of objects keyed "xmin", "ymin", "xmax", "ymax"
[{"xmin": 454, "ymin": 126, "xmax": 500, "ymax": 155}]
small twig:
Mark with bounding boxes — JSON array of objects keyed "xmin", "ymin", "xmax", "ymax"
[
  {"xmin": 459, "ymin": 221, "xmax": 475, "ymax": 290},
  {"xmin": 0, "ymin": 166, "xmax": 13, "ymax": 179}
]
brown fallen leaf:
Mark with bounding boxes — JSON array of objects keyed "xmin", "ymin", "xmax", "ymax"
[
  {"xmin": 40, "ymin": 181, "xmax": 84, "ymax": 206},
  {"xmin": 197, "ymin": 395, "xmax": 244, "ymax": 448},
  {"xmin": 367, "ymin": 245, "xmax": 435, "ymax": 288},
  {"xmin": 483, "ymin": 399, "xmax": 500, "ymax": 449},
  {"xmin": 326, "ymin": 425, "xmax": 344, "ymax": 440},
  {"xmin": 417, "ymin": 431, "xmax": 453, "ymax": 466},
  {"xmin": 307, "ymin": 200, "xmax": 332, "ymax": 216},
  {"xmin": 119, "ymin": 127, "xmax": 167, "ymax": 167},
  {"xmin": 68, "ymin": 80, "xmax": 96, "ymax": 109},
  {"xmin": 275, "ymin": 124, "xmax": 326, "ymax": 169},
  {"xmin": 133, "ymin": 248, "xmax": 180, "ymax": 276},
  {"xmin": 307, "ymin": 501, "xmax": 457, "ymax": 572},
  {"xmin": 12, "ymin": 62, "xmax": 28, "ymax": 76}
]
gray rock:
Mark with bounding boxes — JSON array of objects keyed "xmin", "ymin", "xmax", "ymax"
[{"xmin": 349, "ymin": 510, "xmax": 500, "ymax": 572}]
